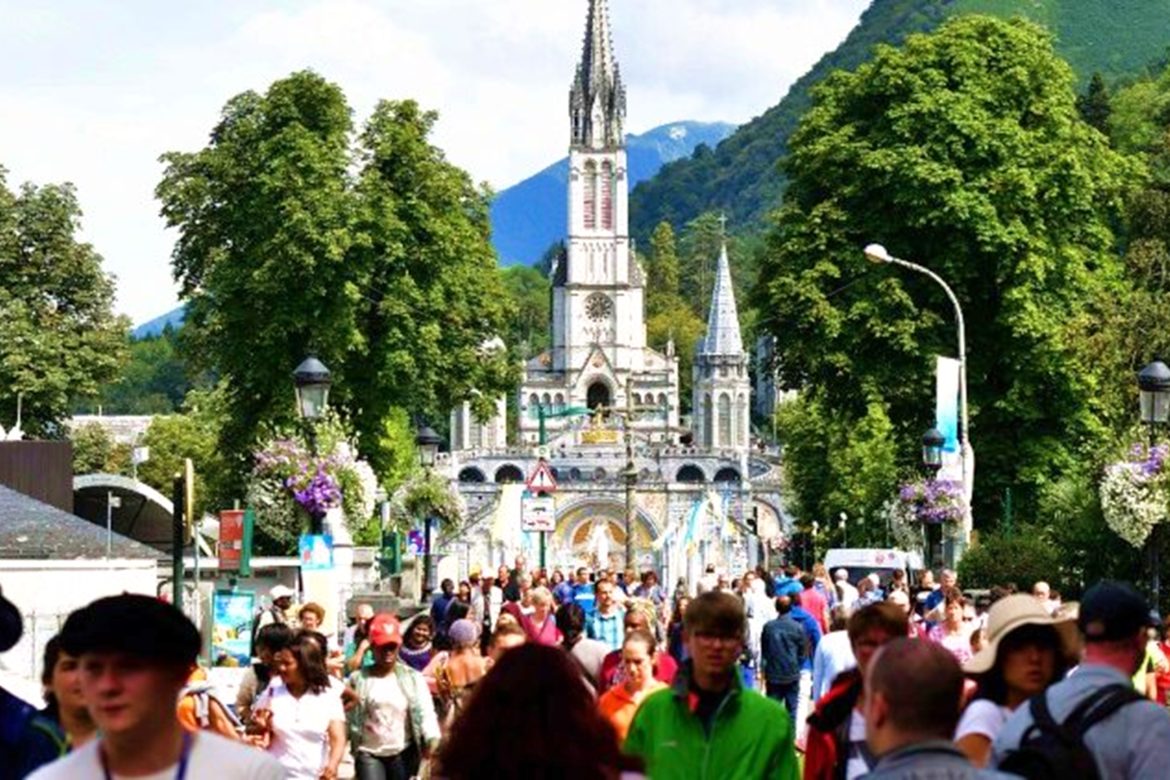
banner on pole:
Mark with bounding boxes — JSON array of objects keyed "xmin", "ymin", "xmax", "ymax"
[{"xmin": 935, "ymin": 356, "xmax": 964, "ymax": 483}]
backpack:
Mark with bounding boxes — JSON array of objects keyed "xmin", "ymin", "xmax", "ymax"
[
  {"xmin": 179, "ymin": 681, "xmax": 243, "ymax": 739},
  {"xmin": 998, "ymin": 683, "xmax": 1144, "ymax": 780}
]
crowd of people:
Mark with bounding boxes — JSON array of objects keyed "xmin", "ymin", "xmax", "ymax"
[{"xmin": 3, "ymin": 556, "xmax": 1170, "ymax": 778}]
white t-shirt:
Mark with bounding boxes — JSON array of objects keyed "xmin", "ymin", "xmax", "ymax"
[
  {"xmin": 27, "ymin": 731, "xmax": 284, "ymax": 780},
  {"xmin": 358, "ymin": 673, "xmax": 412, "ymax": 756},
  {"xmin": 255, "ymin": 675, "xmax": 346, "ymax": 779},
  {"xmin": 844, "ymin": 710, "xmax": 872, "ymax": 780},
  {"xmin": 955, "ymin": 699, "xmax": 1012, "ymax": 742}
]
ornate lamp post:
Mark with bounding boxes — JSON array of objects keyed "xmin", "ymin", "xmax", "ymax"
[
  {"xmin": 922, "ymin": 427, "xmax": 945, "ymax": 475},
  {"xmin": 293, "ymin": 356, "xmax": 332, "ymax": 423},
  {"xmin": 1139, "ymin": 360, "xmax": 1170, "ymax": 608},
  {"xmin": 922, "ymin": 426, "xmax": 946, "ymax": 569},
  {"xmin": 623, "ymin": 458, "xmax": 638, "ymax": 571},
  {"xmin": 865, "ymin": 243, "xmax": 972, "ymax": 557},
  {"xmin": 415, "ymin": 423, "xmax": 443, "ymax": 598},
  {"xmin": 293, "ymin": 356, "xmax": 331, "ymax": 534}
]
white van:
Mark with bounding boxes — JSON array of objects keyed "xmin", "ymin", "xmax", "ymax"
[{"xmin": 823, "ymin": 548, "xmax": 923, "ymax": 589}]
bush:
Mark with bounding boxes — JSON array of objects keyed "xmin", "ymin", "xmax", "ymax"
[{"xmin": 958, "ymin": 529, "xmax": 1064, "ymax": 594}]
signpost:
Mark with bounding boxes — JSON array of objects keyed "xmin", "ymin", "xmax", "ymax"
[{"xmin": 525, "ymin": 459, "xmax": 557, "ymax": 569}]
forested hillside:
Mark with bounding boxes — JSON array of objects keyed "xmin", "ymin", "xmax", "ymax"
[{"xmin": 629, "ymin": 0, "xmax": 1170, "ymax": 239}]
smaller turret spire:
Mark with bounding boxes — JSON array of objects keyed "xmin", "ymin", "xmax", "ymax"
[
  {"xmin": 569, "ymin": 0, "xmax": 626, "ymax": 149},
  {"xmin": 700, "ymin": 243, "xmax": 744, "ymax": 356}
]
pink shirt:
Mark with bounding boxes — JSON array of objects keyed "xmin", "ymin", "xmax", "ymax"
[
  {"xmin": 799, "ymin": 587, "xmax": 829, "ymax": 634},
  {"xmin": 522, "ymin": 612, "xmax": 562, "ymax": 646}
]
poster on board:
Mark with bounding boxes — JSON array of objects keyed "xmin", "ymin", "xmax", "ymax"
[{"xmin": 211, "ymin": 590, "xmax": 255, "ymax": 666}]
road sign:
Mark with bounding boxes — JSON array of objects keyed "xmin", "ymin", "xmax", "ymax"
[
  {"xmin": 526, "ymin": 458, "xmax": 557, "ymax": 494},
  {"xmin": 522, "ymin": 493, "xmax": 556, "ymax": 532}
]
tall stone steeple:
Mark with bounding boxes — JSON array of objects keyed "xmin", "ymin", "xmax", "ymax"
[
  {"xmin": 700, "ymin": 244, "xmax": 744, "ymax": 357},
  {"xmin": 570, "ymin": 0, "xmax": 626, "ymax": 150},
  {"xmin": 693, "ymin": 241, "xmax": 750, "ymax": 452}
]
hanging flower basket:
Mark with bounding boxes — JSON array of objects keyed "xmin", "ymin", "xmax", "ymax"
[
  {"xmin": 1100, "ymin": 443, "xmax": 1168, "ymax": 548},
  {"xmin": 897, "ymin": 478, "xmax": 966, "ymax": 524},
  {"xmin": 245, "ymin": 416, "xmax": 379, "ymax": 549}
]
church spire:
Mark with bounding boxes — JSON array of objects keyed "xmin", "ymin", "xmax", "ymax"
[
  {"xmin": 700, "ymin": 243, "xmax": 744, "ymax": 356},
  {"xmin": 570, "ymin": 0, "xmax": 626, "ymax": 149}
]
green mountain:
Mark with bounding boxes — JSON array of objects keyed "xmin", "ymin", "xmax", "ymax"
[{"xmin": 630, "ymin": 0, "xmax": 1170, "ymax": 238}]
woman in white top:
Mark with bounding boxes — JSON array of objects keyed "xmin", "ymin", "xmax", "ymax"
[
  {"xmin": 954, "ymin": 594, "xmax": 1078, "ymax": 767},
  {"xmin": 253, "ymin": 632, "xmax": 347, "ymax": 779}
]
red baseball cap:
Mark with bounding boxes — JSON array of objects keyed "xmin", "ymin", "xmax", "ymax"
[{"xmin": 368, "ymin": 614, "xmax": 403, "ymax": 648}]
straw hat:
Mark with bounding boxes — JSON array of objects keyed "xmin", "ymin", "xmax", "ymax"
[{"xmin": 964, "ymin": 594, "xmax": 1078, "ymax": 674}]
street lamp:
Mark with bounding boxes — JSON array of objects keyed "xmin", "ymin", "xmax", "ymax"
[
  {"xmin": 623, "ymin": 458, "xmax": 639, "ymax": 570},
  {"xmin": 865, "ymin": 243, "xmax": 971, "ymax": 558},
  {"xmin": 839, "ymin": 511, "xmax": 848, "ymax": 548},
  {"xmin": 922, "ymin": 427, "xmax": 945, "ymax": 475},
  {"xmin": 1138, "ymin": 360, "xmax": 1170, "ymax": 427},
  {"xmin": 293, "ymin": 357, "xmax": 331, "ymax": 534},
  {"xmin": 1138, "ymin": 360, "xmax": 1170, "ymax": 609},
  {"xmin": 293, "ymin": 356, "xmax": 332, "ymax": 422},
  {"xmin": 415, "ymin": 423, "xmax": 443, "ymax": 598}
]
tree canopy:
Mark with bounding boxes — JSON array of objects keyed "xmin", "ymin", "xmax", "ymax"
[
  {"xmin": 755, "ymin": 15, "xmax": 1138, "ymax": 524},
  {"xmin": 157, "ymin": 72, "xmax": 516, "ymax": 486},
  {"xmin": 0, "ymin": 170, "xmax": 128, "ymax": 435}
]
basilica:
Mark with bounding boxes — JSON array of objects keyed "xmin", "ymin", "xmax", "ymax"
[{"xmin": 437, "ymin": 0, "xmax": 784, "ymax": 584}]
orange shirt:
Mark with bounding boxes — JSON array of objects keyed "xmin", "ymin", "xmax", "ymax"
[{"xmin": 598, "ymin": 680, "xmax": 667, "ymax": 743}]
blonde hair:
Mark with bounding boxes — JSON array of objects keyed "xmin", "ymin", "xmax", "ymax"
[{"xmin": 529, "ymin": 586, "xmax": 553, "ymax": 607}]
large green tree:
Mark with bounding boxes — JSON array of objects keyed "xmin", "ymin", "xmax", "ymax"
[
  {"xmin": 95, "ymin": 328, "xmax": 195, "ymax": 414},
  {"xmin": 157, "ymin": 73, "xmax": 515, "ymax": 489},
  {"xmin": 499, "ymin": 265, "xmax": 549, "ymax": 358},
  {"xmin": 755, "ymin": 16, "xmax": 1138, "ymax": 524},
  {"xmin": 0, "ymin": 170, "xmax": 128, "ymax": 434}
]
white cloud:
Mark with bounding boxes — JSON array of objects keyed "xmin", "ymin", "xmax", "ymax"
[{"xmin": 0, "ymin": 0, "xmax": 868, "ymax": 324}]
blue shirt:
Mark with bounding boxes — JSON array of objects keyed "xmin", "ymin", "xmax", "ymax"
[
  {"xmin": 572, "ymin": 582, "xmax": 596, "ymax": 618},
  {"xmin": 774, "ymin": 576, "xmax": 803, "ymax": 599},
  {"xmin": 553, "ymin": 581, "xmax": 575, "ymax": 605},
  {"xmin": 789, "ymin": 605, "xmax": 822, "ymax": 671},
  {"xmin": 588, "ymin": 608, "xmax": 625, "ymax": 652}
]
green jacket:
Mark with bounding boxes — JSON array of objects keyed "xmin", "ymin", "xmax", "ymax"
[
  {"xmin": 624, "ymin": 664, "xmax": 798, "ymax": 780},
  {"xmin": 346, "ymin": 663, "xmax": 441, "ymax": 757}
]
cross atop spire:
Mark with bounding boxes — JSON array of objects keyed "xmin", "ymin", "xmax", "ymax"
[
  {"xmin": 699, "ymin": 243, "xmax": 744, "ymax": 357},
  {"xmin": 569, "ymin": 0, "xmax": 626, "ymax": 149}
]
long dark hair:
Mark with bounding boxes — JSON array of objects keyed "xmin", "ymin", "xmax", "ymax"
[
  {"xmin": 41, "ymin": 636, "xmax": 63, "ymax": 718},
  {"xmin": 971, "ymin": 624, "xmax": 1067, "ymax": 706},
  {"xmin": 435, "ymin": 644, "xmax": 643, "ymax": 779},
  {"xmin": 285, "ymin": 633, "xmax": 331, "ymax": 695}
]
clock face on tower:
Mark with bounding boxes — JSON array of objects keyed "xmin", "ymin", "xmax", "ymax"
[{"xmin": 585, "ymin": 292, "xmax": 614, "ymax": 321}]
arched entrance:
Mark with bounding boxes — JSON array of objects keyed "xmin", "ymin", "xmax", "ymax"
[
  {"xmin": 552, "ymin": 498, "xmax": 659, "ymax": 571},
  {"xmin": 586, "ymin": 381, "xmax": 611, "ymax": 411}
]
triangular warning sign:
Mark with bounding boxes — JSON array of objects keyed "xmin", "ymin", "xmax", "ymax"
[{"xmin": 526, "ymin": 459, "xmax": 557, "ymax": 493}]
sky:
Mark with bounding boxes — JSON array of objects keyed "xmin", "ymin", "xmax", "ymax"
[{"xmin": 0, "ymin": 0, "xmax": 869, "ymax": 325}]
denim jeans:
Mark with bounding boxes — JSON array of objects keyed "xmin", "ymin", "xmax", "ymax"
[
  {"xmin": 354, "ymin": 744, "xmax": 420, "ymax": 780},
  {"xmin": 766, "ymin": 679, "xmax": 800, "ymax": 723}
]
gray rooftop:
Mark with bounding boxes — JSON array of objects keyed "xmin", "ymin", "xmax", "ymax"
[
  {"xmin": 699, "ymin": 243, "xmax": 744, "ymax": 356},
  {"xmin": 0, "ymin": 484, "xmax": 161, "ymax": 560}
]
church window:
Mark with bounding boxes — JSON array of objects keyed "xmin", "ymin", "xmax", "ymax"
[
  {"xmin": 542, "ymin": 392, "xmax": 551, "ymax": 407},
  {"xmin": 528, "ymin": 393, "xmax": 540, "ymax": 418},
  {"xmin": 601, "ymin": 161, "xmax": 614, "ymax": 230},
  {"xmin": 469, "ymin": 421, "xmax": 483, "ymax": 449},
  {"xmin": 554, "ymin": 393, "xmax": 565, "ymax": 413},
  {"xmin": 718, "ymin": 393, "xmax": 732, "ymax": 447},
  {"xmin": 584, "ymin": 161, "xmax": 597, "ymax": 229},
  {"xmin": 703, "ymin": 394, "xmax": 713, "ymax": 446}
]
